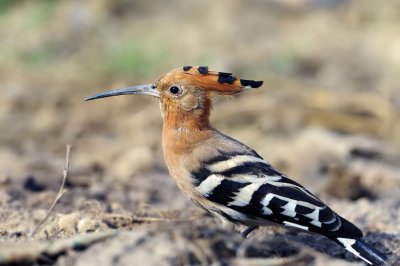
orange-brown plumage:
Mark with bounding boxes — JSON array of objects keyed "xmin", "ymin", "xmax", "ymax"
[{"xmin": 157, "ymin": 66, "xmax": 262, "ymax": 95}]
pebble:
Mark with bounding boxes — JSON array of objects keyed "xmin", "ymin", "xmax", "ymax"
[
  {"xmin": 58, "ymin": 212, "xmax": 80, "ymax": 235},
  {"xmin": 77, "ymin": 218, "xmax": 99, "ymax": 233}
]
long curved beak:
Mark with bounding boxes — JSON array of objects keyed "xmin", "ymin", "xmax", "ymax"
[{"xmin": 85, "ymin": 84, "xmax": 159, "ymax": 101}]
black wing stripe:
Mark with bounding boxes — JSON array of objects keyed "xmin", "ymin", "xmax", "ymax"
[
  {"xmin": 258, "ymin": 182, "xmax": 324, "ymax": 208},
  {"xmin": 219, "ymin": 162, "xmax": 280, "ymax": 177},
  {"xmin": 206, "ymin": 179, "xmax": 251, "ymax": 206},
  {"xmin": 193, "ymin": 152, "xmax": 363, "ymax": 239}
]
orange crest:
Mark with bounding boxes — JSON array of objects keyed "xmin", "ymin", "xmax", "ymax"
[{"xmin": 157, "ymin": 66, "xmax": 263, "ymax": 95}]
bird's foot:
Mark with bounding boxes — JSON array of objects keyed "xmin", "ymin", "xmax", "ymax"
[{"xmin": 241, "ymin": 226, "xmax": 258, "ymax": 238}]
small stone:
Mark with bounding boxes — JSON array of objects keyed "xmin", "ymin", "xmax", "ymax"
[
  {"xmin": 58, "ymin": 212, "xmax": 80, "ymax": 235},
  {"xmin": 77, "ymin": 218, "xmax": 99, "ymax": 233}
]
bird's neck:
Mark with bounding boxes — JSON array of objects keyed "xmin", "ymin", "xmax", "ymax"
[{"xmin": 162, "ymin": 107, "xmax": 213, "ymax": 158}]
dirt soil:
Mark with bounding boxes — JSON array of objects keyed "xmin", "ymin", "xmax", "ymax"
[{"xmin": 0, "ymin": 1, "xmax": 400, "ymax": 265}]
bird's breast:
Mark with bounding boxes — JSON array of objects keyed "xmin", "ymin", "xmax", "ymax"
[{"xmin": 161, "ymin": 127, "xmax": 222, "ymax": 201}]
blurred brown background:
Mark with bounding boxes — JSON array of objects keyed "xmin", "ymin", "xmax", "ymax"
[{"xmin": 0, "ymin": 1, "xmax": 399, "ymax": 265}]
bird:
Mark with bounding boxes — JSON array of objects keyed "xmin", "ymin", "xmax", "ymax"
[{"xmin": 86, "ymin": 66, "xmax": 388, "ymax": 265}]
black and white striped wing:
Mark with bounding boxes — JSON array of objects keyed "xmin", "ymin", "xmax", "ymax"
[{"xmin": 192, "ymin": 152, "xmax": 362, "ymax": 239}]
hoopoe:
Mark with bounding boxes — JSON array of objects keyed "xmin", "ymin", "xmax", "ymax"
[{"xmin": 86, "ymin": 66, "xmax": 388, "ymax": 265}]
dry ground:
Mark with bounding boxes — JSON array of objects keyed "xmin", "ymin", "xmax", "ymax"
[{"xmin": 0, "ymin": 1, "xmax": 399, "ymax": 265}]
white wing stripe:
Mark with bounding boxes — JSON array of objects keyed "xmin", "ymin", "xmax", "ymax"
[
  {"xmin": 310, "ymin": 220, "xmax": 322, "ymax": 227},
  {"xmin": 304, "ymin": 209, "xmax": 319, "ymax": 220},
  {"xmin": 228, "ymin": 182, "xmax": 264, "ymax": 207},
  {"xmin": 305, "ymin": 209, "xmax": 322, "ymax": 227},
  {"xmin": 281, "ymin": 201, "xmax": 297, "ymax": 217},
  {"xmin": 337, "ymin": 238, "xmax": 372, "ymax": 265},
  {"xmin": 229, "ymin": 174, "xmax": 281, "ymax": 183},
  {"xmin": 206, "ymin": 155, "xmax": 267, "ymax": 172},
  {"xmin": 261, "ymin": 193, "xmax": 275, "ymax": 206},
  {"xmin": 283, "ymin": 221, "xmax": 309, "ymax": 231},
  {"xmin": 195, "ymin": 174, "xmax": 224, "ymax": 197}
]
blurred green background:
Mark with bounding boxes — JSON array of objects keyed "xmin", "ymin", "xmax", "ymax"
[{"xmin": 1, "ymin": 0, "xmax": 400, "ymax": 190}]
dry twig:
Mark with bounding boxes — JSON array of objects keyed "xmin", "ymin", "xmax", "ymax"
[
  {"xmin": 30, "ymin": 144, "xmax": 72, "ymax": 237},
  {"xmin": 131, "ymin": 212, "xmax": 204, "ymax": 224}
]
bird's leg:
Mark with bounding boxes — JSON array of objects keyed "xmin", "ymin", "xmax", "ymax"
[{"xmin": 240, "ymin": 226, "xmax": 258, "ymax": 238}]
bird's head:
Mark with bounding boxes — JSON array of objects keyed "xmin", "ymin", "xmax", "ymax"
[{"xmin": 86, "ymin": 66, "xmax": 263, "ymax": 117}]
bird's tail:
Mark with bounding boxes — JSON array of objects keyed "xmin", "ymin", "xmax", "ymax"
[{"xmin": 334, "ymin": 237, "xmax": 388, "ymax": 266}]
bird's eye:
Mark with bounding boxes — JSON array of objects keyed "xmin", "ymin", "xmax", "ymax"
[{"xmin": 169, "ymin": 86, "xmax": 182, "ymax": 95}]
